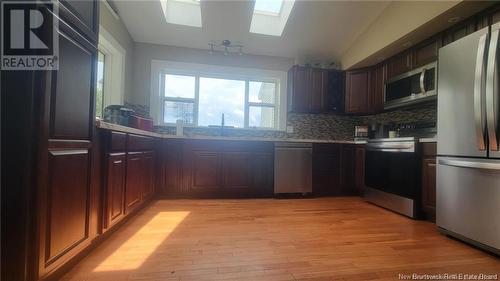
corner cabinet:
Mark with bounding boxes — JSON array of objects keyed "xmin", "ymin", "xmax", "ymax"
[{"xmin": 288, "ymin": 66, "xmax": 341, "ymax": 113}]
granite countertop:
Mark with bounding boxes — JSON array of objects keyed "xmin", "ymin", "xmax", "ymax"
[{"xmin": 96, "ymin": 121, "xmax": 366, "ymax": 144}]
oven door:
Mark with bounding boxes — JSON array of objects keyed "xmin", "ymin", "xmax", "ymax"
[{"xmin": 365, "ymin": 141, "xmax": 419, "ymax": 199}]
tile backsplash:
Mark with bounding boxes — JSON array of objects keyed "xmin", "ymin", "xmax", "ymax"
[{"xmin": 129, "ymin": 102, "xmax": 436, "ymax": 140}]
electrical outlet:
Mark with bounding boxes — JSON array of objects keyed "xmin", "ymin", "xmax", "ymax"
[{"xmin": 286, "ymin": 126, "xmax": 294, "ymax": 133}]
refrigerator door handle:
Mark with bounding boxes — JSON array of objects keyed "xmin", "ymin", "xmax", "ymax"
[
  {"xmin": 439, "ymin": 159, "xmax": 500, "ymax": 170},
  {"xmin": 474, "ymin": 33, "xmax": 488, "ymax": 151},
  {"xmin": 486, "ymin": 28, "xmax": 500, "ymax": 151}
]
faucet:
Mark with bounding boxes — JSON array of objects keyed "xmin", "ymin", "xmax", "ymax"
[{"xmin": 220, "ymin": 113, "xmax": 225, "ymax": 136}]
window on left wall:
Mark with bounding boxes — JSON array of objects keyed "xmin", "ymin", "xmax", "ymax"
[
  {"xmin": 96, "ymin": 26, "xmax": 126, "ymax": 119},
  {"xmin": 96, "ymin": 51, "xmax": 105, "ymax": 118}
]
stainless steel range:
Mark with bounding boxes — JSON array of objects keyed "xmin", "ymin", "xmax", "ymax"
[{"xmin": 364, "ymin": 137, "xmax": 420, "ymax": 218}]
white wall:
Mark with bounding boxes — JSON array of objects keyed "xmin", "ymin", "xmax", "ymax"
[
  {"xmin": 132, "ymin": 42, "xmax": 294, "ymax": 107},
  {"xmin": 99, "ymin": 1, "xmax": 135, "ymax": 104}
]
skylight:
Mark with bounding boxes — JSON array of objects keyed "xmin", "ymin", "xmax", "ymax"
[
  {"xmin": 250, "ymin": 0, "xmax": 295, "ymax": 36},
  {"xmin": 161, "ymin": 0, "xmax": 202, "ymax": 28},
  {"xmin": 254, "ymin": 0, "xmax": 283, "ymax": 15}
]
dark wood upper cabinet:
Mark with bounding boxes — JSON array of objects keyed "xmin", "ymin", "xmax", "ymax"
[
  {"xmin": 288, "ymin": 66, "xmax": 331, "ymax": 113},
  {"xmin": 326, "ymin": 70, "xmax": 345, "ymax": 113},
  {"xmin": 309, "ymin": 68, "xmax": 328, "ymax": 112},
  {"xmin": 386, "ymin": 50, "xmax": 412, "ymax": 79},
  {"xmin": 345, "ymin": 69, "xmax": 371, "ymax": 114},
  {"xmin": 413, "ymin": 38, "xmax": 440, "ymax": 68},
  {"xmin": 104, "ymin": 153, "xmax": 126, "ymax": 230},
  {"xmin": 370, "ymin": 63, "xmax": 386, "ymax": 113},
  {"xmin": 288, "ymin": 66, "xmax": 310, "ymax": 113}
]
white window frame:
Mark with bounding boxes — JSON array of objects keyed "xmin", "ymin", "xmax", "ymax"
[
  {"xmin": 98, "ymin": 26, "xmax": 125, "ymax": 106},
  {"xmin": 151, "ymin": 60, "xmax": 287, "ymax": 131}
]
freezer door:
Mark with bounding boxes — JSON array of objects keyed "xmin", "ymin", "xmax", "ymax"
[
  {"xmin": 437, "ymin": 157, "xmax": 500, "ymax": 252},
  {"xmin": 437, "ymin": 27, "xmax": 489, "ymax": 158}
]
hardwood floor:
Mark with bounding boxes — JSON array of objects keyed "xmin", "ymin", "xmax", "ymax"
[{"xmin": 62, "ymin": 197, "xmax": 499, "ymax": 281}]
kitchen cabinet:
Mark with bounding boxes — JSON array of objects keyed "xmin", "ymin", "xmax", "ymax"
[
  {"xmin": 312, "ymin": 144, "xmax": 342, "ymax": 196},
  {"xmin": 288, "ymin": 66, "xmax": 329, "ymax": 113},
  {"xmin": 386, "ymin": 50, "xmax": 412, "ymax": 79},
  {"xmin": 354, "ymin": 146, "xmax": 365, "ymax": 194},
  {"xmin": 341, "ymin": 145, "xmax": 357, "ymax": 195},
  {"xmin": 181, "ymin": 140, "xmax": 274, "ymax": 197},
  {"xmin": 143, "ymin": 151, "xmax": 155, "ymax": 200},
  {"xmin": 370, "ymin": 63, "xmax": 386, "ymax": 113},
  {"xmin": 413, "ymin": 37, "xmax": 440, "ymax": 68},
  {"xmin": 104, "ymin": 153, "xmax": 126, "ymax": 230},
  {"xmin": 345, "ymin": 69, "xmax": 371, "ymax": 114},
  {"xmin": 163, "ymin": 140, "xmax": 184, "ymax": 196},
  {"xmin": 421, "ymin": 143, "xmax": 437, "ymax": 222},
  {"xmin": 326, "ymin": 70, "xmax": 345, "ymax": 113},
  {"xmin": 125, "ymin": 152, "xmax": 144, "ymax": 212}
]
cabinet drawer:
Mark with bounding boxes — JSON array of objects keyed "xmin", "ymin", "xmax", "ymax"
[
  {"xmin": 127, "ymin": 134, "xmax": 155, "ymax": 151},
  {"xmin": 108, "ymin": 131, "xmax": 126, "ymax": 151}
]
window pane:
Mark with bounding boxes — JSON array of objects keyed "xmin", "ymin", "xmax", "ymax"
[
  {"xmin": 164, "ymin": 74, "xmax": 195, "ymax": 98},
  {"xmin": 96, "ymin": 51, "xmax": 105, "ymax": 118},
  {"xmin": 199, "ymin": 77, "xmax": 245, "ymax": 127},
  {"xmin": 249, "ymin": 106, "xmax": 275, "ymax": 128},
  {"xmin": 249, "ymin": 81, "xmax": 275, "ymax": 104},
  {"xmin": 164, "ymin": 101, "xmax": 194, "ymax": 124}
]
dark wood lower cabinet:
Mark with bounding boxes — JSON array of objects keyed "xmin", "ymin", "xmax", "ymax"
[
  {"xmin": 421, "ymin": 142, "xmax": 437, "ymax": 222},
  {"xmin": 104, "ymin": 153, "xmax": 126, "ymax": 230},
  {"xmin": 125, "ymin": 152, "xmax": 144, "ymax": 213}
]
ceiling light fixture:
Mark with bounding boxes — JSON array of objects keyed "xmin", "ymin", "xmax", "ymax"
[{"xmin": 208, "ymin": 40, "xmax": 243, "ymax": 56}]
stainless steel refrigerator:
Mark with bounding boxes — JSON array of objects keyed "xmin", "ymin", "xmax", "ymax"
[{"xmin": 437, "ymin": 22, "xmax": 500, "ymax": 255}]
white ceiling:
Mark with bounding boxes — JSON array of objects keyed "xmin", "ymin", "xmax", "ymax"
[{"xmin": 113, "ymin": 0, "xmax": 391, "ymax": 62}]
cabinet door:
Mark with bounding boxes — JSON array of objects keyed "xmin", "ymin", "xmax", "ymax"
[
  {"xmin": 370, "ymin": 64, "xmax": 386, "ymax": 113},
  {"xmin": 222, "ymin": 152, "xmax": 252, "ymax": 190},
  {"xmin": 310, "ymin": 69, "xmax": 327, "ymax": 112},
  {"xmin": 345, "ymin": 69, "xmax": 370, "ymax": 113},
  {"xmin": 252, "ymin": 153, "xmax": 274, "ymax": 197},
  {"xmin": 50, "ymin": 24, "xmax": 96, "ymax": 140},
  {"xmin": 413, "ymin": 38, "xmax": 439, "ymax": 68},
  {"xmin": 104, "ymin": 153, "xmax": 126, "ymax": 229},
  {"xmin": 326, "ymin": 70, "xmax": 345, "ymax": 113},
  {"xmin": 39, "ymin": 149, "xmax": 91, "ymax": 276},
  {"xmin": 288, "ymin": 66, "xmax": 310, "ymax": 112},
  {"xmin": 125, "ymin": 152, "xmax": 143, "ymax": 212},
  {"xmin": 354, "ymin": 146, "xmax": 365, "ymax": 194},
  {"xmin": 387, "ymin": 51, "xmax": 412, "ymax": 79},
  {"xmin": 312, "ymin": 144, "xmax": 342, "ymax": 196},
  {"xmin": 143, "ymin": 151, "xmax": 155, "ymax": 200},
  {"xmin": 191, "ymin": 151, "xmax": 221, "ymax": 190},
  {"xmin": 422, "ymin": 157, "xmax": 436, "ymax": 221},
  {"xmin": 341, "ymin": 145, "xmax": 357, "ymax": 195}
]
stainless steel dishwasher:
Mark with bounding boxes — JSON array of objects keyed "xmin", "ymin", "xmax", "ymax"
[{"xmin": 274, "ymin": 142, "xmax": 312, "ymax": 195}]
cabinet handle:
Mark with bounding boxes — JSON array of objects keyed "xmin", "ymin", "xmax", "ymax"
[{"xmin": 113, "ymin": 160, "xmax": 122, "ymax": 164}]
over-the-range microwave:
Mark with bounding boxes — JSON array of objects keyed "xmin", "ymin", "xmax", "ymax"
[{"xmin": 384, "ymin": 61, "xmax": 437, "ymax": 109}]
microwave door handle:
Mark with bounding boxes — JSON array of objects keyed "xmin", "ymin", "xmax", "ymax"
[
  {"xmin": 419, "ymin": 68, "xmax": 426, "ymax": 94},
  {"xmin": 486, "ymin": 28, "xmax": 499, "ymax": 151},
  {"xmin": 474, "ymin": 33, "xmax": 488, "ymax": 151}
]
